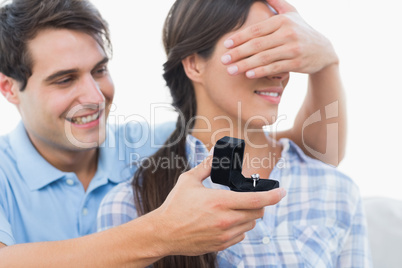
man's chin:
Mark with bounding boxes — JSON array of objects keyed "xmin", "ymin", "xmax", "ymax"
[{"xmin": 64, "ymin": 131, "xmax": 106, "ymax": 150}]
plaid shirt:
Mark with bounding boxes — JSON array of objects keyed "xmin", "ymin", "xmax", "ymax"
[{"xmin": 97, "ymin": 136, "xmax": 372, "ymax": 267}]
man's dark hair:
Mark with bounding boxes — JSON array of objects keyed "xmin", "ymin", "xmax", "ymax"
[{"xmin": 0, "ymin": 0, "xmax": 112, "ymax": 90}]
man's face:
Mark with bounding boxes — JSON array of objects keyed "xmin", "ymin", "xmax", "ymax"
[{"xmin": 16, "ymin": 28, "xmax": 114, "ymax": 152}]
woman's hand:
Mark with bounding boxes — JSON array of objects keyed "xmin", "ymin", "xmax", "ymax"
[{"xmin": 221, "ymin": 0, "xmax": 339, "ymax": 78}]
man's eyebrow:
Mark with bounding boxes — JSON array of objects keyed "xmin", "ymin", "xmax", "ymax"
[
  {"xmin": 44, "ymin": 69, "xmax": 79, "ymax": 83},
  {"xmin": 44, "ymin": 57, "xmax": 109, "ymax": 82},
  {"xmin": 92, "ymin": 57, "xmax": 109, "ymax": 71}
]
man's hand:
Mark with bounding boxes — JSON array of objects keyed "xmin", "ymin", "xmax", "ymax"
[
  {"xmin": 0, "ymin": 157, "xmax": 285, "ymax": 268},
  {"xmin": 221, "ymin": 0, "xmax": 338, "ymax": 78},
  {"xmin": 154, "ymin": 155, "xmax": 286, "ymax": 256}
]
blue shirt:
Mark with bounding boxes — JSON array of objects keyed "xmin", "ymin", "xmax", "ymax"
[
  {"xmin": 0, "ymin": 121, "xmax": 174, "ymax": 246},
  {"xmin": 98, "ymin": 135, "xmax": 372, "ymax": 267}
]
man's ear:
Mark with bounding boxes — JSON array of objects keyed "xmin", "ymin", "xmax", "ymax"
[
  {"xmin": 0, "ymin": 73, "xmax": 20, "ymax": 105},
  {"xmin": 182, "ymin": 53, "xmax": 207, "ymax": 84}
]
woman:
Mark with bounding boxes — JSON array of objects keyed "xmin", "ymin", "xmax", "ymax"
[{"xmin": 98, "ymin": 0, "xmax": 371, "ymax": 267}]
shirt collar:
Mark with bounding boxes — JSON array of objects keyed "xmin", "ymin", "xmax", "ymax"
[
  {"xmin": 185, "ymin": 135, "xmax": 210, "ymax": 169},
  {"xmin": 280, "ymin": 138, "xmax": 309, "ymax": 163},
  {"xmin": 10, "ymin": 122, "xmax": 66, "ymax": 191},
  {"xmin": 10, "ymin": 122, "xmax": 125, "ymax": 191},
  {"xmin": 95, "ymin": 124, "xmax": 126, "ymax": 184}
]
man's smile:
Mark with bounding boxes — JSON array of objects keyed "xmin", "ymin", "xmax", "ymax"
[{"xmin": 66, "ymin": 109, "xmax": 102, "ymax": 125}]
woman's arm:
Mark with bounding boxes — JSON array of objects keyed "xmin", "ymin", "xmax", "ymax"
[
  {"xmin": 221, "ymin": 0, "xmax": 346, "ymax": 165},
  {"xmin": 279, "ymin": 63, "xmax": 346, "ymax": 166}
]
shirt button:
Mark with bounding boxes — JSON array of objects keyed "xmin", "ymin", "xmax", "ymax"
[
  {"xmin": 262, "ymin": 237, "xmax": 271, "ymax": 244},
  {"xmin": 82, "ymin": 208, "xmax": 89, "ymax": 216},
  {"xmin": 66, "ymin": 179, "xmax": 74, "ymax": 186}
]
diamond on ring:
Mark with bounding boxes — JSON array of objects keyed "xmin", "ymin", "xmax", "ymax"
[{"xmin": 251, "ymin": 173, "xmax": 260, "ymax": 187}]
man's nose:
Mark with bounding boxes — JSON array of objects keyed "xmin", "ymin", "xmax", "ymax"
[{"xmin": 77, "ymin": 75, "xmax": 105, "ymax": 104}]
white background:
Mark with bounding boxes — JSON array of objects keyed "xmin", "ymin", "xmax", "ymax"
[{"xmin": 1, "ymin": 0, "xmax": 401, "ymax": 200}]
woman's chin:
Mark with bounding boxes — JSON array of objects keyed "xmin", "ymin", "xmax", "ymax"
[{"xmin": 243, "ymin": 118, "xmax": 277, "ymax": 130}]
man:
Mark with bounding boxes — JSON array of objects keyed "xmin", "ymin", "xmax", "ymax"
[
  {"xmin": 0, "ymin": 0, "xmax": 345, "ymax": 266},
  {"xmin": 0, "ymin": 0, "xmax": 287, "ymax": 266}
]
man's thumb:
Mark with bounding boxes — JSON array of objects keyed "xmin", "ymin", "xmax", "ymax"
[{"xmin": 187, "ymin": 155, "xmax": 213, "ymax": 183}]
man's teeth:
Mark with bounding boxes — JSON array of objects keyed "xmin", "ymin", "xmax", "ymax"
[
  {"xmin": 70, "ymin": 113, "xmax": 100, "ymax": 125},
  {"xmin": 255, "ymin": 91, "xmax": 279, "ymax": 97}
]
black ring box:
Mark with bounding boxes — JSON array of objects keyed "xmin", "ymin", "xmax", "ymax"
[{"xmin": 210, "ymin": 136, "xmax": 279, "ymax": 192}]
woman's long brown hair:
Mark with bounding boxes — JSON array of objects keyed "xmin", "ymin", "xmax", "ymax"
[{"xmin": 132, "ymin": 0, "xmax": 264, "ymax": 267}]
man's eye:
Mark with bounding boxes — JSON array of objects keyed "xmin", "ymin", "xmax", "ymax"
[
  {"xmin": 55, "ymin": 77, "xmax": 73, "ymax": 85},
  {"xmin": 94, "ymin": 66, "xmax": 108, "ymax": 76},
  {"xmin": 99, "ymin": 66, "xmax": 107, "ymax": 73}
]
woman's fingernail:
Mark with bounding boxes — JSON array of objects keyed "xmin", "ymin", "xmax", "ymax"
[
  {"xmin": 246, "ymin": 70, "xmax": 256, "ymax": 78},
  {"xmin": 224, "ymin": 39, "xmax": 234, "ymax": 48},
  {"xmin": 227, "ymin": 65, "xmax": 238, "ymax": 75},
  {"xmin": 221, "ymin": 54, "xmax": 232, "ymax": 64}
]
